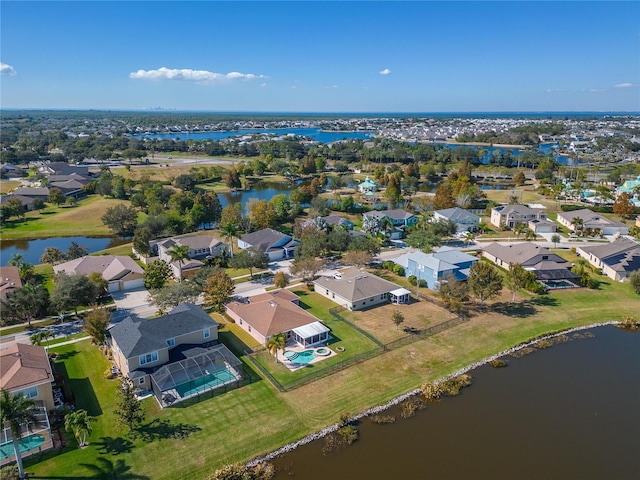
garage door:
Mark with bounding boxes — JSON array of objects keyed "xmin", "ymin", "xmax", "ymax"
[
  {"xmin": 122, "ymin": 278, "xmax": 145, "ymax": 290},
  {"xmin": 108, "ymin": 282, "xmax": 120, "ymax": 293}
]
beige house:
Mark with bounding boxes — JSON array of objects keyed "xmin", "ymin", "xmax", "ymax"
[
  {"xmin": 576, "ymin": 238, "xmax": 640, "ymax": 281},
  {"xmin": 226, "ymin": 289, "xmax": 330, "ymax": 347},
  {"xmin": 0, "ymin": 344, "xmax": 55, "ymax": 465},
  {"xmin": 490, "ymin": 204, "xmax": 547, "ymax": 229},
  {"xmin": 0, "ymin": 266, "xmax": 23, "ymax": 300},
  {"xmin": 156, "ymin": 235, "xmax": 227, "ymax": 279},
  {"xmin": 313, "ymin": 267, "xmax": 402, "ymax": 311},
  {"xmin": 53, "ymin": 255, "xmax": 144, "ymax": 292},
  {"xmin": 556, "ymin": 209, "xmax": 629, "ymax": 236}
]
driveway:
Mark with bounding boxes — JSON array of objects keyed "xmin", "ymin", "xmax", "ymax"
[{"xmin": 111, "ymin": 287, "xmax": 158, "ymax": 319}]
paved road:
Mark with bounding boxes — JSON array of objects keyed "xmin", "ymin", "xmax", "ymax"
[{"xmin": 0, "ymin": 319, "xmax": 84, "ymax": 350}]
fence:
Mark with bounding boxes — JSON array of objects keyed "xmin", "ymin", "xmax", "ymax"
[{"xmin": 245, "ymin": 299, "xmax": 468, "ymax": 392}]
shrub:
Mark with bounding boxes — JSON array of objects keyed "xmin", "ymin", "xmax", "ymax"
[
  {"xmin": 489, "ymin": 359, "xmax": 508, "ymax": 368},
  {"xmin": 534, "ymin": 338, "xmax": 553, "ymax": 349},
  {"xmin": 337, "ymin": 425, "xmax": 358, "ymax": 444},
  {"xmin": 338, "ymin": 412, "xmax": 351, "ymax": 427},
  {"xmin": 422, "ymin": 382, "xmax": 444, "ymax": 402},
  {"xmin": 103, "ymin": 369, "xmax": 114, "ymax": 380},
  {"xmin": 370, "ymin": 415, "xmax": 396, "ymax": 424},
  {"xmin": 618, "ymin": 316, "xmax": 640, "ymax": 331},
  {"xmin": 0, "ymin": 465, "xmax": 19, "ymax": 480},
  {"xmin": 400, "ymin": 397, "xmax": 424, "ymax": 418},
  {"xmin": 408, "ymin": 275, "xmax": 417, "ymax": 286},
  {"xmin": 440, "ymin": 374, "xmax": 472, "ymax": 396},
  {"xmin": 510, "ymin": 346, "xmax": 535, "ymax": 358}
]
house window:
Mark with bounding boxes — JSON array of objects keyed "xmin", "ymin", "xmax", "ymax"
[
  {"xmin": 248, "ymin": 326, "xmax": 252, "ymax": 332},
  {"xmin": 139, "ymin": 351, "xmax": 158, "ymax": 366},
  {"xmin": 542, "ymin": 255, "xmax": 548, "ymax": 260},
  {"xmin": 203, "ymin": 328, "xmax": 210, "ymax": 339},
  {"xmin": 139, "ymin": 377, "xmax": 145, "ymax": 386},
  {"xmin": 15, "ymin": 386, "xmax": 38, "ymax": 399},
  {"xmin": 239, "ymin": 319, "xmax": 243, "ymax": 325},
  {"xmin": 167, "ymin": 338, "xmax": 175, "ymax": 347}
]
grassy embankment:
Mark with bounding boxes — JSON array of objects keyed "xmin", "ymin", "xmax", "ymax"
[{"xmin": 28, "ymin": 278, "xmax": 640, "ymax": 480}]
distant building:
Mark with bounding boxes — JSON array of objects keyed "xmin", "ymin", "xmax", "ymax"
[{"xmin": 358, "ymin": 176, "xmax": 378, "ymax": 195}]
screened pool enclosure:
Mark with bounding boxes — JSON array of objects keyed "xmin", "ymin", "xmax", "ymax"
[{"xmin": 150, "ymin": 344, "xmax": 243, "ymax": 407}]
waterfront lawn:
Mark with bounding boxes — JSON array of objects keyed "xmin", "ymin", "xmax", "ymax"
[
  {"xmin": 0, "ymin": 196, "xmax": 132, "ymax": 240},
  {"xmin": 28, "ymin": 339, "xmax": 308, "ymax": 480}
]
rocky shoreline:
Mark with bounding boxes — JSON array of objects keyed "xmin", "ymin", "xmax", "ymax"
[{"xmin": 247, "ymin": 321, "xmax": 620, "ymax": 467}]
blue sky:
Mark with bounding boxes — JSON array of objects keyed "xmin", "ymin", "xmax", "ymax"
[{"xmin": 1, "ymin": 1, "xmax": 638, "ymax": 112}]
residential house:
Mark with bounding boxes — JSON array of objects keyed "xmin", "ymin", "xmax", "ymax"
[
  {"xmin": 490, "ymin": 204, "xmax": 547, "ymax": 229},
  {"xmin": 576, "ymin": 238, "xmax": 640, "ymax": 281},
  {"xmin": 358, "ymin": 176, "xmax": 378, "ymax": 195},
  {"xmin": 226, "ymin": 289, "xmax": 330, "ymax": 347},
  {"xmin": 313, "ymin": 267, "xmax": 407, "ymax": 310},
  {"xmin": 0, "ymin": 194, "xmax": 37, "ymax": 212},
  {"xmin": 0, "ymin": 266, "xmax": 23, "ymax": 300},
  {"xmin": 302, "ymin": 215, "xmax": 354, "ymax": 230},
  {"xmin": 108, "ymin": 303, "xmax": 242, "ymax": 407},
  {"xmin": 482, "ymin": 242, "xmax": 579, "ymax": 288},
  {"xmin": 237, "ymin": 228, "xmax": 298, "ymax": 261},
  {"xmin": 395, "ymin": 247, "xmax": 479, "ymax": 290},
  {"xmin": 556, "ymin": 209, "xmax": 629, "ymax": 236},
  {"xmin": 528, "ymin": 218, "xmax": 557, "ymax": 234},
  {"xmin": 433, "ymin": 207, "xmax": 480, "ymax": 233},
  {"xmin": 38, "ymin": 162, "xmax": 89, "ymax": 177},
  {"xmin": 0, "ymin": 344, "xmax": 55, "ymax": 465},
  {"xmin": 9, "ymin": 187, "xmax": 50, "ymax": 200},
  {"xmin": 362, "ymin": 209, "xmax": 418, "ymax": 239},
  {"xmin": 156, "ymin": 234, "xmax": 227, "ymax": 279},
  {"xmin": 53, "ymin": 255, "xmax": 144, "ymax": 292}
]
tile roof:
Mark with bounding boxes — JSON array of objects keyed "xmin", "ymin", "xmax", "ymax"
[
  {"xmin": 226, "ymin": 289, "xmax": 322, "ymax": 337},
  {"xmin": 53, "ymin": 255, "xmax": 143, "ymax": 281},
  {"xmin": 0, "ymin": 344, "xmax": 53, "ymax": 391},
  {"xmin": 0, "ymin": 266, "xmax": 23, "ymax": 295}
]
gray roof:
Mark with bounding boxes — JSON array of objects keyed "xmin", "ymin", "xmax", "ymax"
[
  {"xmin": 434, "ymin": 207, "xmax": 480, "ymax": 223},
  {"xmin": 11, "ymin": 187, "xmax": 50, "ymax": 197},
  {"xmin": 158, "ymin": 234, "xmax": 224, "ymax": 250},
  {"xmin": 53, "ymin": 255, "xmax": 143, "ymax": 281},
  {"xmin": 557, "ymin": 208, "xmax": 627, "ymax": 228},
  {"xmin": 109, "ymin": 303, "xmax": 218, "ymax": 358},
  {"xmin": 313, "ymin": 267, "xmax": 400, "ymax": 302},
  {"xmin": 493, "ymin": 204, "xmax": 542, "ymax": 215},
  {"xmin": 482, "ymin": 242, "xmax": 566, "ymax": 266},
  {"xmin": 239, "ymin": 228, "xmax": 296, "ymax": 252},
  {"xmin": 579, "ymin": 238, "xmax": 640, "ymax": 273},
  {"xmin": 364, "ymin": 209, "xmax": 415, "ymax": 221}
]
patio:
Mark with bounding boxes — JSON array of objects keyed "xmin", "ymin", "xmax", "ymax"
[{"xmin": 277, "ymin": 344, "xmax": 336, "ymax": 371}]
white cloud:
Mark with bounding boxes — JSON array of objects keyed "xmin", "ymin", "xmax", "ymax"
[
  {"xmin": 614, "ymin": 82, "xmax": 636, "ymax": 88},
  {"xmin": 0, "ymin": 63, "xmax": 17, "ymax": 76},
  {"xmin": 129, "ymin": 67, "xmax": 266, "ymax": 84},
  {"xmin": 587, "ymin": 88, "xmax": 607, "ymax": 92},
  {"xmin": 325, "ymin": 85, "xmax": 339, "ymax": 89},
  {"xmin": 379, "ymin": 68, "xmax": 391, "ymax": 75},
  {"xmin": 260, "ymin": 83, "xmax": 267, "ymax": 87}
]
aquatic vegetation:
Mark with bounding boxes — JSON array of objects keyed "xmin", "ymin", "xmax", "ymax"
[
  {"xmin": 618, "ymin": 316, "xmax": 639, "ymax": 331},
  {"xmin": 489, "ymin": 359, "xmax": 508, "ymax": 368},
  {"xmin": 440, "ymin": 374, "xmax": 473, "ymax": 396},
  {"xmin": 370, "ymin": 415, "xmax": 396, "ymax": 424},
  {"xmin": 510, "ymin": 346, "xmax": 535, "ymax": 358}
]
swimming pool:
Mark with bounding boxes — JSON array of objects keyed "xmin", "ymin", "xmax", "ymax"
[
  {"xmin": 174, "ymin": 368, "xmax": 238, "ymax": 398},
  {"xmin": 0, "ymin": 434, "xmax": 45, "ymax": 460},
  {"xmin": 283, "ymin": 350, "xmax": 316, "ymax": 364}
]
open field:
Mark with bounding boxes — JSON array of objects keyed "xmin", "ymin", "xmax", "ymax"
[
  {"xmin": 0, "ymin": 196, "xmax": 133, "ymax": 240},
  {"xmin": 0, "ymin": 180, "xmax": 22, "ymax": 194},
  {"xmin": 26, "ymin": 277, "xmax": 640, "ymax": 479}
]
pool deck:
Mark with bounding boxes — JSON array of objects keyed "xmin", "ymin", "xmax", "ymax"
[
  {"xmin": 0, "ymin": 430, "xmax": 54, "ymax": 467},
  {"xmin": 278, "ymin": 344, "xmax": 336, "ymax": 371}
]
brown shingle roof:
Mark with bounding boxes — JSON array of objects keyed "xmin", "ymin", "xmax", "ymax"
[
  {"xmin": 313, "ymin": 267, "xmax": 400, "ymax": 302},
  {"xmin": 0, "ymin": 344, "xmax": 53, "ymax": 392}
]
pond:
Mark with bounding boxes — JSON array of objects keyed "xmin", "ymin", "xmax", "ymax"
[
  {"xmin": 271, "ymin": 326, "xmax": 640, "ymax": 480},
  {"xmin": 0, "ymin": 236, "xmax": 129, "ymax": 266}
]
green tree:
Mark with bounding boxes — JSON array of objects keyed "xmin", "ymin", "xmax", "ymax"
[
  {"xmin": 148, "ymin": 283, "xmax": 200, "ymax": 314},
  {"xmin": 167, "ymin": 244, "xmax": 190, "ymax": 283},
  {"xmin": 266, "ymin": 332, "xmax": 286, "ymax": 363},
  {"xmin": 202, "ymin": 270, "xmax": 235, "ymax": 313},
  {"xmin": 144, "ymin": 260, "xmax": 172, "ymax": 289},
  {"xmin": 66, "ymin": 241, "xmax": 89, "ymax": 260},
  {"xmin": 223, "ymin": 168, "xmax": 242, "ymax": 190},
  {"xmin": 40, "ymin": 246, "xmax": 65, "ymax": 264},
  {"xmin": 83, "ymin": 305, "xmax": 111, "ymax": 345},
  {"xmin": 220, "ymin": 222, "xmax": 240, "ymax": 257},
  {"xmin": 0, "ymin": 283, "xmax": 50, "ymax": 327},
  {"xmin": 174, "ymin": 174, "xmax": 196, "ymax": 191},
  {"xmin": 229, "ymin": 248, "xmax": 267, "ymax": 279},
  {"xmin": 0, "ymin": 389, "xmax": 42, "ymax": 478},
  {"xmin": 391, "ymin": 310, "xmax": 405, "ymax": 330},
  {"xmin": 438, "ymin": 274, "xmax": 469, "ymax": 313},
  {"xmin": 247, "ymin": 199, "xmax": 277, "ymax": 230},
  {"xmin": 64, "ymin": 409, "xmax": 95, "ymax": 448},
  {"xmin": 102, "ymin": 204, "xmax": 138, "ymax": 237},
  {"xmin": 48, "ymin": 187, "xmax": 65, "ymax": 206},
  {"xmin": 504, "ymin": 263, "xmax": 529, "ymax": 303},
  {"xmin": 467, "ymin": 261, "xmax": 503, "ymax": 307},
  {"xmin": 289, "ymin": 257, "xmax": 324, "ymax": 283},
  {"xmin": 51, "ymin": 272, "xmax": 98, "ymax": 315},
  {"xmin": 630, "ymin": 271, "xmax": 640, "ymax": 295},
  {"xmin": 115, "ymin": 379, "xmax": 145, "ymax": 432},
  {"xmin": 551, "ymin": 233, "xmax": 561, "ymax": 248}
]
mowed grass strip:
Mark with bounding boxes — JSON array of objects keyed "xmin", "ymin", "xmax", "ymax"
[{"xmin": 0, "ymin": 196, "xmax": 132, "ymax": 239}]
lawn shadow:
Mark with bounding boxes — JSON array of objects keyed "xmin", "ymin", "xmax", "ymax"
[
  {"xmin": 94, "ymin": 436, "xmax": 134, "ymax": 455},
  {"xmin": 78, "ymin": 457, "xmax": 150, "ymax": 480},
  {"xmin": 53, "ymin": 350, "xmax": 79, "ymax": 361},
  {"xmin": 134, "ymin": 418, "xmax": 201, "ymax": 442},
  {"xmin": 67, "ymin": 377, "xmax": 103, "ymax": 416},
  {"xmin": 490, "ymin": 301, "xmax": 538, "ymax": 318},
  {"xmin": 530, "ymin": 295, "xmax": 560, "ymax": 307},
  {"xmin": 219, "ymin": 330, "xmax": 251, "ymax": 358}
]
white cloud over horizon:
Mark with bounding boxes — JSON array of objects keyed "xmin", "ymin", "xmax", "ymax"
[
  {"xmin": 614, "ymin": 82, "xmax": 636, "ymax": 88},
  {"xmin": 1, "ymin": 63, "xmax": 17, "ymax": 76},
  {"xmin": 379, "ymin": 68, "xmax": 391, "ymax": 75},
  {"xmin": 129, "ymin": 67, "xmax": 267, "ymax": 84}
]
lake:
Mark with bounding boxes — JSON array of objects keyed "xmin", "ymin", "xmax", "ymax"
[
  {"xmin": 271, "ymin": 326, "xmax": 640, "ymax": 480},
  {"xmin": 0, "ymin": 236, "xmax": 128, "ymax": 266},
  {"xmin": 138, "ymin": 128, "xmax": 373, "ymax": 143}
]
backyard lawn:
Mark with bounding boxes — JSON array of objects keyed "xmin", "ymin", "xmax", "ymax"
[{"xmin": 25, "ymin": 278, "xmax": 640, "ymax": 479}]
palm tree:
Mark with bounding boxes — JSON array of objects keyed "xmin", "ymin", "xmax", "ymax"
[
  {"xmin": 8, "ymin": 253, "xmax": 23, "ymax": 268},
  {"xmin": 551, "ymin": 233, "xmax": 561, "ymax": 248},
  {"xmin": 0, "ymin": 389, "xmax": 42, "ymax": 478},
  {"xmin": 463, "ymin": 231, "xmax": 475, "ymax": 246},
  {"xmin": 220, "ymin": 222, "xmax": 239, "ymax": 257},
  {"xmin": 167, "ymin": 244, "xmax": 190, "ymax": 283},
  {"xmin": 266, "ymin": 333, "xmax": 287, "ymax": 363},
  {"xmin": 64, "ymin": 409, "xmax": 94, "ymax": 448},
  {"xmin": 571, "ymin": 217, "xmax": 584, "ymax": 235}
]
